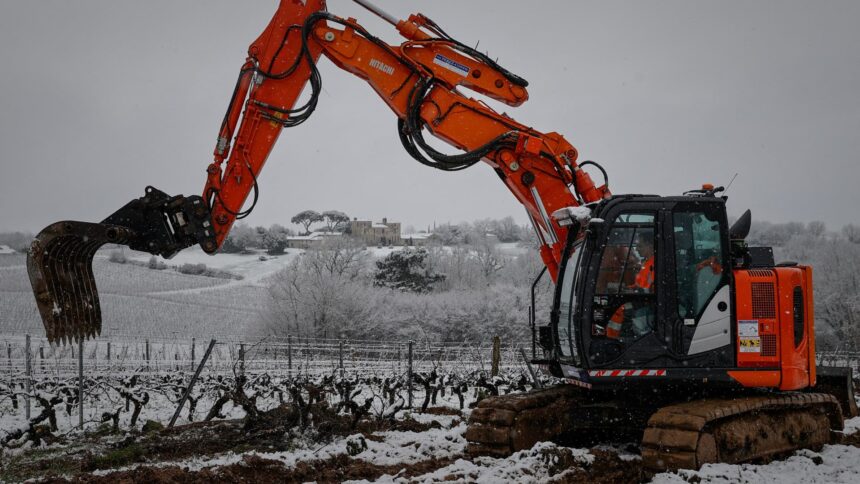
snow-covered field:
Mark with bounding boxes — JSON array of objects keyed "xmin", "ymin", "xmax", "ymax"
[{"xmin": 0, "ymin": 248, "xmax": 300, "ymax": 338}]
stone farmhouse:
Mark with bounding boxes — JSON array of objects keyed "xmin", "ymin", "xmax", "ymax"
[
  {"xmin": 286, "ymin": 217, "xmax": 435, "ymax": 249},
  {"xmin": 348, "ymin": 217, "xmax": 401, "ymax": 246}
]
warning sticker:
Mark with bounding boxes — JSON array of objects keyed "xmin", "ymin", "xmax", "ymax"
[
  {"xmin": 433, "ymin": 53, "xmax": 471, "ymax": 77},
  {"xmin": 739, "ymin": 337, "xmax": 761, "ymax": 353},
  {"xmin": 738, "ymin": 320, "xmax": 759, "ymax": 337}
]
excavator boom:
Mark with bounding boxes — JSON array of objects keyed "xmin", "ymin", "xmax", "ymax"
[{"xmin": 27, "ymin": 0, "xmax": 608, "ymax": 344}]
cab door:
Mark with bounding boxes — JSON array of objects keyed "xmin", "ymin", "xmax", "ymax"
[
  {"xmin": 666, "ymin": 202, "xmax": 734, "ymax": 366},
  {"xmin": 581, "ymin": 200, "xmax": 672, "ymax": 367}
]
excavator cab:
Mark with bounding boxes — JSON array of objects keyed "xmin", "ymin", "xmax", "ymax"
[
  {"xmin": 544, "ymin": 193, "xmax": 734, "ymax": 374},
  {"xmin": 539, "ymin": 190, "xmax": 856, "ymax": 419},
  {"xmin": 579, "ymin": 194, "xmax": 734, "ymax": 370}
]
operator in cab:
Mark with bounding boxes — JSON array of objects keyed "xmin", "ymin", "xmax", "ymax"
[{"xmin": 606, "ymin": 234, "xmax": 655, "ymax": 339}]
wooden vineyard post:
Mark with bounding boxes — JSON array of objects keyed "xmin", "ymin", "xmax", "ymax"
[
  {"xmin": 239, "ymin": 342, "xmax": 245, "ymax": 376},
  {"xmin": 338, "ymin": 339, "xmax": 344, "ymax": 376},
  {"xmin": 24, "ymin": 335, "xmax": 31, "ymax": 420},
  {"xmin": 145, "ymin": 340, "xmax": 150, "ymax": 371},
  {"xmin": 6, "ymin": 343, "xmax": 11, "ymax": 405},
  {"xmin": 169, "ymin": 339, "xmax": 216, "ymax": 428},
  {"xmin": 287, "ymin": 336, "xmax": 293, "ymax": 378},
  {"xmin": 191, "ymin": 338, "xmax": 196, "ymax": 371},
  {"xmin": 407, "ymin": 341, "xmax": 414, "ymax": 408},
  {"xmin": 78, "ymin": 338, "xmax": 84, "ymax": 428},
  {"xmin": 491, "ymin": 336, "xmax": 501, "ymax": 377}
]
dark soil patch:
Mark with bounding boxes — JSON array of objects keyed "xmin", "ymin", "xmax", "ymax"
[
  {"xmin": 549, "ymin": 449, "xmax": 645, "ymax": 484},
  {"xmin": 354, "ymin": 415, "xmax": 443, "ymax": 435},
  {"xmin": 422, "ymin": 406, "xmax": 463, "ymax": 416},
  {"xmin": 841, "ymin": 430, "xmax": 860, "ymax": 447},
  {"xmin": 74, "ymin": 402, "xmax": 376, "ymax": 473},
  {"xmin": 14, "ymin": 402, "xmax": 456, "ymax": 481},
  {"xmin": 77, "ymin": 420, "xmax": 249, "ymax": 472},
  {"xmin": 47, "ymin": 453, "xmax": 461, "ymax": 483}
]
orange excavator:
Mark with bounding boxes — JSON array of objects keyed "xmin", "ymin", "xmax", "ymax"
[{"xmin": 26, "ymin": 0, "xmax": 856, "ymax": 471}]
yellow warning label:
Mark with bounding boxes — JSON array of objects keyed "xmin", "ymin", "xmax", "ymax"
[{"xmin": 739, "ymin": 337, "xmax": 761, "ymax": 353}]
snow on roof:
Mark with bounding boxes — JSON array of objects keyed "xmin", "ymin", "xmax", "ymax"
[
  {"xmin": 403, "ymin": 233, "xmax": 432, "ymax": 239},
  {"xmin": 0, "ymin": 245, "xmax": 15, "ymax": 255}
]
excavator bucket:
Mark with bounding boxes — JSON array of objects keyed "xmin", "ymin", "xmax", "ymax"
[
  {"xmin": 28, "ymin": 221, "xmax": 134, "ymax": 344},
  {"xmin": 27, "ymin": 187, "xmax": 216, "ymax": 344}
]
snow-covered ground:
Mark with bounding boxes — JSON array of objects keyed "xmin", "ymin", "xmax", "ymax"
[
  {"xmin": 75, "ymin": 415, "xmax": 860, "ymax": 483},
  {"xmin": 122, "ymin": 246, "xmax": 301, "ymax": 286},
  {"xmin": 2, "ymin": 372, "xmax": 859, "ymax": 483},
  {"xmin": 653, "ymin": 442, "xmax": 860, "ymax": 484}
]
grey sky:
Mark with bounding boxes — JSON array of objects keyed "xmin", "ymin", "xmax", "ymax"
[{"xmin": 1, "ymin": 0, "xmax": 858, "ymax": 234}]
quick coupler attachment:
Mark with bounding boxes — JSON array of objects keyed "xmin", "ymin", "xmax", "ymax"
[{"xmin": 27, "ymin": 187, "xmax": 216, "ymax": 344}]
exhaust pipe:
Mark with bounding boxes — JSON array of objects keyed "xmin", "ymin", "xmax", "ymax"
[{"xmin": 27, "ymin": 187, "xmax": 216, "ymax": 344}]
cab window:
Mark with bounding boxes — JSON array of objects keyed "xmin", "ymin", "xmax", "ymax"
[
  {"xmin": 673, "ymin": 210, "xmax": 725, "ymax": 320},
  {"xmin": 592, "ymin": 213, "xmax": 656, "ymax": 341},
  {"xmin": 558, "ymin": 242, "xmax": 582, "ymax": 359}
]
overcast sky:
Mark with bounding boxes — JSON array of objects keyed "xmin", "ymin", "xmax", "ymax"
[{"xmin": 1, "ymin": 0, "xmax": 858, "ymax": 234}]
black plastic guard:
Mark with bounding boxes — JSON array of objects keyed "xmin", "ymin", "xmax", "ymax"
[{"xmin": 26, "ymin": 187, "xmax": 215, "ymax": 344}]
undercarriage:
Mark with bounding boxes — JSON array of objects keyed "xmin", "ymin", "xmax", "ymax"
[{"xmin": 466, "ymin": 382, "xmax": 851, "ymax": 471}]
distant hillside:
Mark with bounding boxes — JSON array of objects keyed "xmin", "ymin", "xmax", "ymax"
[{"xmin": 0, "ymin": 248, "xmax": 300, "ymax": 339}]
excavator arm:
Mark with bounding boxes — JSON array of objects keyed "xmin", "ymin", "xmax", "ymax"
[{"xmin": 27, "ymin": 0, "xmax": 609, "ymax": 343}]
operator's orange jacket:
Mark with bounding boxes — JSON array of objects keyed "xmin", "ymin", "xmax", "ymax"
[{"xmin": 607, "ymin": 257, "xmax": 654, "ymax": 339}]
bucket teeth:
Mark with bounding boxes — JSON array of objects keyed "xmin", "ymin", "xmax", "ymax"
[{"xmin": 27, "ymin": 221, "xmax": 133, "ymax": 345}]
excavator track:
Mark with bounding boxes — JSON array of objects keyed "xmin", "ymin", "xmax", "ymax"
[
  {"xmin": 640, "ymin": 393, "xmax": 842, "ymax": 471},
  {"xmin": 467, "ymin": 386, "xmax": 844, "ymax": 472},
  {"xmin": 466, "ymin": 385, "xmax": 585, "ymax": 457},
  {"xmin": 466, "ymin": 385, "xmax": 652, "ymax": 457}
]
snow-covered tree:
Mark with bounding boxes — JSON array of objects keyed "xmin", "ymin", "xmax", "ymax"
[
  {"xmin": 265, "ymin": 238, "xmax": 373, "ymax": 338},
  {"xmin": 843, "ymin": 224, "xmax": 860, "ymax": 244},
  {"xmin": 262, "ymin": 224, "xmax": 291, "ymax": 255},
  {"xmin": 807, "ymin": 221, "xmax": 826, "ymax": 238},
  {"xmin": 291, "ymin": 210, "xmax": 323, "ymax": 235},
  {"xmin": 374, "ymin": 248, "xmax": 445, "ymax": 293},
  {"xmin": 321, "ymin": 210, "xmax": 350, "ymax": 232},
  {"xmin": 221, "ymin": 223, "xmax": 258, "ymax": 253},
  {"xmin": 493, "ymin": 216, "xmax": 523, "ymax": 242}
]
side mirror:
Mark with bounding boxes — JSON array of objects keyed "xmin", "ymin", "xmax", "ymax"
[{"xmin": 730, "ymin": 209, "xmax": 751, "ymax": 240}]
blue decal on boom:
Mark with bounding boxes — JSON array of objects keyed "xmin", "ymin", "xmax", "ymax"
[{"xmin": 433, "ymin": 53, "xmax": 470, "ymax": 77}]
